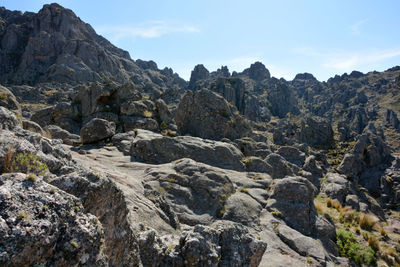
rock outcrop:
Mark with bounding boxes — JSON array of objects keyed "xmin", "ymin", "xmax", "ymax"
[{"xmin": 175, "ymin": 89, "xmax": 251, "ymax": 140}]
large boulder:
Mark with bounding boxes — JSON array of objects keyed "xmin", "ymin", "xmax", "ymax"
[
  {"xmin": 338, "ymin": 130, "xmax": 392, "ymax": 177},
  {"xmin": 299, "ymin": 116, "xmax": 334, "ymax": 148},
  {"xmin": 0, "ymin": 173, "xmax": 107, "ymax": 266},
  {"xmin": 80, "ymin": 118, "xmax": 115, "ymax": 144},
  {"xmin": 130, "ymin": 129, "xmax": 245, "ymax": 171},
  {"xmin": 266, "ymin": 177, "xmax": 335, "ymax": 238},
  {"xmin": 175, "ymin": 89, "xmax": 251, "ymax": 141}
]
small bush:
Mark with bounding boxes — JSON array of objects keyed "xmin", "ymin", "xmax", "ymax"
[
  {"xmin": 380, "ymin": 227, "xmax": 388, "ymax": 238},
  {"xmin": 271, "ymin": 210, "xmax": 284, "ymax": 219},
  {"xmin": 17, "ymin": 210, "xmax": 30, "ymax": 221},
  {"xmin": 143, "ymin": 110, "xmax": 153, "ymax": 118},
  {"xmin": 70, "ymin": 240, "xmax": 80, "ymax": 249},
  {"xmin": 336, "ymin": 229, "xmax": 376, "ymax": 265},
  {"xmin": 315, "ymin": 203, "xmax": 324, "ymax": 214},
  {"xmin": 3, "ymin": 145, "xmax": 14, "ymax": 173},
  {"xmin": 10, "ymin": 153, "xmax": 47, "ymax": 175},
  {"xmin": 26, "ymin": 173, "xmax": 37, "ymax": 182},
  {"xmin": 360, "ymin": 214, "xmax": 376, "ymax": 231},
  {"xmin": 327, "ymin": 198, "xmax": 342, "ymax": 211},
  {"xmin": 368, "ymin": 235, "xmax": 380, "ymax": 252},
  {"xmin": 239, "ymin": 187, "xmax": 250, "ymax": 194}
]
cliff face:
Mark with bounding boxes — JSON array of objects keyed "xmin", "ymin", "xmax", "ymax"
[
  {"xmin": 1, "ymin": 3, "xmax": 400, "ymax": 267},
  {"xmin": 0, "ymin": 3, "xmax": 185, "ymax": 89}
]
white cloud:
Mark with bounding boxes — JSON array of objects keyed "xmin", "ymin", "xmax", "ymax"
[
  {"xmin": 295, "ymin": 47, "xmax": 400, "ymax": 72},
  {"xmin": 96, "ymin": 21, "xmax": 200, "ymax": 43},
  {"xmin": 349, "ymin": 19, "xmax": 368, "ymax": 35}
]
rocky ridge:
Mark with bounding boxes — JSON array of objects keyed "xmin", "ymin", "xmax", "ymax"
[{"xmin": 0, "ymin": 3, "xmax": 400, "ymax": 267}]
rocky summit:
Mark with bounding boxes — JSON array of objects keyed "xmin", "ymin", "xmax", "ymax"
[{"xmin": 0, "ymin": 3, "xmax": 400, "ymax": 267}]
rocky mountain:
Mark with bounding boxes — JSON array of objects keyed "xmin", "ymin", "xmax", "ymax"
[{"xmin": 0, "ymin": 3, "xmax": 400, "ymax": 267}]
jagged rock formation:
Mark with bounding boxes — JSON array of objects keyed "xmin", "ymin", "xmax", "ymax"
[{"xmin": 1, "ymin": 3, "xmax": 400, "ymax": 267}]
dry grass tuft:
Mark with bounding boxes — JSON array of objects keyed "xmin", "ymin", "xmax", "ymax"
[{"xmin": 360, "ymin": 214, "xmax": 376, "ymax": 231}]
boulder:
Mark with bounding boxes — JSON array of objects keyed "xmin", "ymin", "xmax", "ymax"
[
  {"xmin": 277, "ymin": 225, "xmax": 326, "ymax": 262},
  {"xmin": 80, "ymin": 118, "xmax": 115, "ymax": 144},
  {"xmin": 0, "ymin": 173, "xmax": 107, "ymax": 266},
  {"xmin": 120, "ymin": 100, "xmax": 149, "ymax": 116},
  {"xmin": 276, "ymin": 146, "xmax": 306, "ymax": 166},
  {"xmin": 266, "ymin": 177, "xmax": 318, "ymax": 236},
  {"xmin": 22, "ymin": 119, "xmax": 45, "ymax": 135},
  {"xmin": 299, "ymin": 116, "xmax": 334, "ymax": 148},
  {"xmin": 45, "ymin": 125, "xmax": 80, "ymax": 145},
  {"xmin": 131, "ymin": 130, "xmax": 245, "ymax": 171},
  {"xmin": 155, "ymin": 99, "xmax": 173, "ymax": 124},
  {"xmin": 0, "ymin": 106, "xmax": 20, "ymax": 130},
  {"xmin": 0, "ymin": 85, "xmax": 21, "ymax": 115},
  {"xmin": 121, "ymin": 116, "xmax": 158, "ymax": 132},
  {"xmin": 302, "ymin": 155, "xmax": 324, "ymax": 186},
  {"xmin": 175, "ymin": 89, "xmax": 251, "ymax": 141},
  {"xmin": 320, "ymin": 173, "xmax": 352, "ymax": 204},
  {"xmin": 264, "ymin": 153, "xmax": 294, "ymax": 178}
]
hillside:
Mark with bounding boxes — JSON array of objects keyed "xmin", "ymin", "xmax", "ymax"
[{"xmin": 0, "ymin": 3, "xmax": 399, "ymax": 267}]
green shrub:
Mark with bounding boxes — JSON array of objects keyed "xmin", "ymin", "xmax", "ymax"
[
  {"xmin": 26, "ymin": 173, "xmax": 37, "ymax": 182},
  {"xmin": 336, "ymin": 229, "xmax": 376, "ymax": 265},
  {"xmin": 10, "ymin": 153, "xmax": 47, "ymax": 175}
]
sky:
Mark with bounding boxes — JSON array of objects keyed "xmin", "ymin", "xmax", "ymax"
[{"xmin": 2, "ymin": 0, "xmax": 400, "ymax": 81}]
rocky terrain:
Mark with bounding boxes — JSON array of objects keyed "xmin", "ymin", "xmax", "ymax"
[{"xmin": 0, "ymin": 3, "xmax": 400, "ymax": 267}]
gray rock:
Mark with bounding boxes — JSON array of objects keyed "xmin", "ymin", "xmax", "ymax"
[
  {"xmin": 223, "ymin": 192, "xmax": 263, "ymax": 227},
  {"xmin": 143, "ymin": 158, "xmax": 236, "ymax": 225},
  {"xmin": 345, "ymin": 195, "xmax": 360, "ymax": 210},
  {"xmin": 299, "ymin": 116, "xmax": 334, "ymax": 148},
  {"xmin": 265, "ymin": 153, "xmax": 294, "ymax": 178},
  {"xmin": 31, "ymin": 106, "xmax": 55, "ymax": 127},
  {"xmin": 156, "ymin": 99, "xmax": 173, "ymax": 124},
  {"xmin": 175, "ymin": 89, "xmax": 251, "ymax": 141},
  {"xmin": 80, "ymin": 118, "xmax": 115, "ymax": 144},
  {"xmin": 243, "ymin": 61, "xmax": 270, "ymax": 81},
  {"xmin": 131, "ymin": 129, "xmax": 245, "ymax": 171},
  {"xmin": 111, "ymin": 131, "xmax": 137, "ymax": 155},
  {"xmin": 0, "ymin": 106, "xmax": 19, "ymax": 130},
  {"xmin": 22, "ymin": 119, "xmax": 44, "ymax": 135},
  {"xmin": 244, "ymin": 156, "xmax": 272, "ymax": 173},
  {"xmin": 386, "ymin": 109, "xmax": 399, "ymax": 130},
  {"xmin": 276, "ymin": 146, "xmax": 306, "ymax": 166},
  {"xmin": 277, "ymin": 225, "xmax": 326, "ymax": 262},
  {"xmin": 266, "ymin": 177, "xmax": 319, "ymax": 236},
  {"xmin": 320, "ymin": 172, "xmax": 351, "ymax": 204},
  {"xmin": 188, "ymin": 64, "xmax": 210, "ymax": 90},
  {"xmin": 209, "ymin": 77, "xmax": 246, "ymax": 113},
  {"xmin": 45, "ymin": 125, "xmax": 80, "ymax": 145},
  {"xmin": 121, "ymin": 115, "xmax": 159, "ymax": 132},
  {"xmin": 302, "ymin": 155, "xmax": 324, "ymax": 187},
  {"xmin": 120, "ymin": 100, "xmax": 149, "ymax": 116},
  {"xmin": 0, "ymin": 85, "xmax": 21, "ymax": 115},
  {"xmin": 0, "ymin": 173, "xmax": 107, "ymax": 266},
  {"xmin": 338, "ymin": 132, "xmax": 392, "ymax": 177}
]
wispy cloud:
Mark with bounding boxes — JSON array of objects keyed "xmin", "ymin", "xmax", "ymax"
[
  {"xmin": 294, "ymin": 47, "xmax": 400, "ymax": 72},
  {"xmin": 96, "ymin": 21, "xmax": 200, "ymax": 43},
  {"xmin": 349, "ymin": 19, "xmax": 368, "ymax": 35}
]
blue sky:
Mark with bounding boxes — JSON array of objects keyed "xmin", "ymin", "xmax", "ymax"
[{"xmin": 2, "ymin": 0, "xmax": 400, "ymax": 81}]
